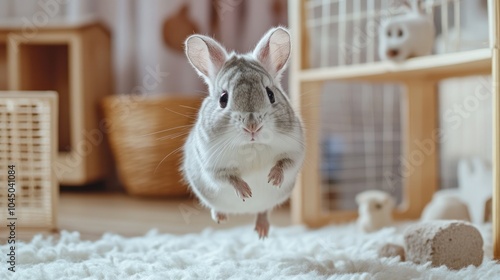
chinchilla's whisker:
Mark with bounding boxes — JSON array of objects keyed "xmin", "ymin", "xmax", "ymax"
[
  {"xmin": 140, "ymin": 124, "xmax": 194, "ymax": 137},
  {"xmin": 203, "ymin": 131, "xmax": 232, "ymax": 145},
  {"xmin": 151, "ymin": 122, "xmax": 235, "ymax": 142},
  {"xmin": 154, "ymin": 146, "xmax": 184, "ymax": 174},
  {"xmin": 276, "ymin": 131, "xmax": 306, "ymax": 148},
  {"xmin": 203, "ymin": 137, "xmax": 234, "ymax": 168},
  {"xmin": 274, "ymin": 132, "xmax": 312, "ymax": 167},
  {"xmin": 279, "ymin": 122, "xmax": 319, "ymax": 130},
  {"xmin": 163, "ymin": 108, "xmax": 198, "ymax": 120},
  {"xmin": 204, "ymin": 136, "xmax": 232, "ymax": 162},
  {"xmin": 192, "ymin": 89, "xmax": 209, "ymax": 95},
  {"xmin": 156, "ymin": 131, "xmax": 191, "ymax": 141},
  {"xmin": 178, "ymin": 105, "xmax": 201, "ymax": 111},
  {"xmin": 211, "ymin": 139, "xmax": 233, "ymax": 169}
]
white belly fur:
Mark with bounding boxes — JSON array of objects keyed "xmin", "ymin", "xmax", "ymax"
[
  {"xmin": 203, "ymin": 162, "xmax": 297, "ymax": 214},
  {"xmin": 188, "ymin": 129, "xmax": 304, "ymax": 215}
]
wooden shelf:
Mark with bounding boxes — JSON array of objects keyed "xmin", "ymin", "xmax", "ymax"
[
  {"xmin": 5, "ymin": 23, "xmax": 112, "ymax": 186},
  {"xmin": 299, "ymin": 48, "xmax": 492, "ymax": 83}
]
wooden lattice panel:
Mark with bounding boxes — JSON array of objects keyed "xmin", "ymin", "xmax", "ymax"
[{"xmin": 0, "ymin": 91, "xmax": 58, "ymax": 229}]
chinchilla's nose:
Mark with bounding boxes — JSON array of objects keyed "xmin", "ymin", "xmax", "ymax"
[
  {"xmin": 247, "ymin": 123, "xmax": 258, "ymax": 132},
  {"xmin": 243, "ymin": 113, "xmax": 262, "ymax": 133}
]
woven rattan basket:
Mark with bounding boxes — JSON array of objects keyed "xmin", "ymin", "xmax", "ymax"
[{"xmin": 102, "ymin": 95, "xmax": 201, "ymax": 197}]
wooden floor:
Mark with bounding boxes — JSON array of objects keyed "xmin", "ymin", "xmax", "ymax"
[{"xmin": 2, "ymin": 191, "xmax": 292, "ymax": 242}]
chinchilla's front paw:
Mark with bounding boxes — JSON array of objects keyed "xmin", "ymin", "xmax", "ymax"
[
  {"xmin": 268, "ymin": 165, "xmax": 284, "ymax": 187},
  {"xmin": 233, "ymin": 179, "xmax": 252, "ymax": 201}
]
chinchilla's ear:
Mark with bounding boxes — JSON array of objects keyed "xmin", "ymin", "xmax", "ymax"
[
  {"xmin": 185, "ymin": 35, "xmax": 228, "ymax": 84},
  {"xmin": 253, "ymin": 27, "xmax": 291, "ymax": 81},
  {"xmin": 355, "ymin": 192, "xmax": 366, "ymax": 205}
]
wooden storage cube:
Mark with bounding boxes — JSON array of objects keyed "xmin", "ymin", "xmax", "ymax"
[
  {"xmin": 0, "ymin": 39, "xmax": 6, "ymax": 90},
  {"xmin": 6, "ymin": 24, "xmax": 112, "ymax": 186},
  {"xmin": 16, "ymin": 44, "xmax": 71, "ymax": 153}
]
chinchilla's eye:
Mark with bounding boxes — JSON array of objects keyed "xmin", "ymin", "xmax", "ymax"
[
  {"xmin": 397, "ymin": 29, "xmax": 403, "ymax": 37},
  {"xmin": 266, "ymin": 87, "xmax": 275, "ymax": 104},
  {"xmin": 219, "ymin": 90, "xmax": 228, "ymax": 108}
]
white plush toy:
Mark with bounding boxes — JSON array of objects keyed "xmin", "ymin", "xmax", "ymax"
[
  {"xmin": 421, "ymin": 189, "xmax": 471, "ymax": 222},
  {"xmin": 378, "ymin": 0, "xmax": 434, "ymax": 61},
  {"xmin": 457, "ymin": 158, "xmax": 492, "ymax": 224},
  {"xmin": 420, "ymin": 158, "xmax": 492, "ymax": 223},
  {"xmin": 356, "ymin": 190, "xmax": 395, "ymax": 233}
]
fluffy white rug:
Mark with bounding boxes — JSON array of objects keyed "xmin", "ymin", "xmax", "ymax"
[{"xmin": 1, "ymin": 222, "xmax": 500, "ymax": 280}]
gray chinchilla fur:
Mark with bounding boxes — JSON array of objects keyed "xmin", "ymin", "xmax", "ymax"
[{"xmin": 182, "ymin": 27, "xmax": 305, "ymax": 239}]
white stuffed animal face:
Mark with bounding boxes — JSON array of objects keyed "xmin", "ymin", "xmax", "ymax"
[
  {"xmin": 356, "ymin": 190, "xmax": 395, "ymax": 215},
  {"xmin": 379, "ymin": 19, "xmax": 410, "ymax": 61},
  {"xmin": 356, "ymin": 190, "xmax": 395, "ymax": 233},
  {"xmin": 359, "ymin": 199, "xmax": 392, "ymax": 215},
  {"xmin": 378, "ymin": 11, "xmax": 435, "ymax": 61}
]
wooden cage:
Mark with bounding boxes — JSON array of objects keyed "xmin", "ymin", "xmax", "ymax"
[{"xmin": 288, "ymin": 0, "xmax": 500, "ymax": 259}]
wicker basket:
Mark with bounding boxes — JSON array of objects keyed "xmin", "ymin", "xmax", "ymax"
[{"xmin": 102, "ymin": 95, "xmax": 201, "ymax": 197}]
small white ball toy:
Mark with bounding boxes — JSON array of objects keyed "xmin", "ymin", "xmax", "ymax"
[
  {"xmin": 378, "ymin": 1, "xmax": 435, "ymax": 61},
  {"xmin": 356, "ymin": 190, "xmax": 395, "ymax": 233}
]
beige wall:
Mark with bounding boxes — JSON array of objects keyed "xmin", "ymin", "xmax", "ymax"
[{"xmin": 438, "ymin": 75, "xmax": 493, "ymax": 189}]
